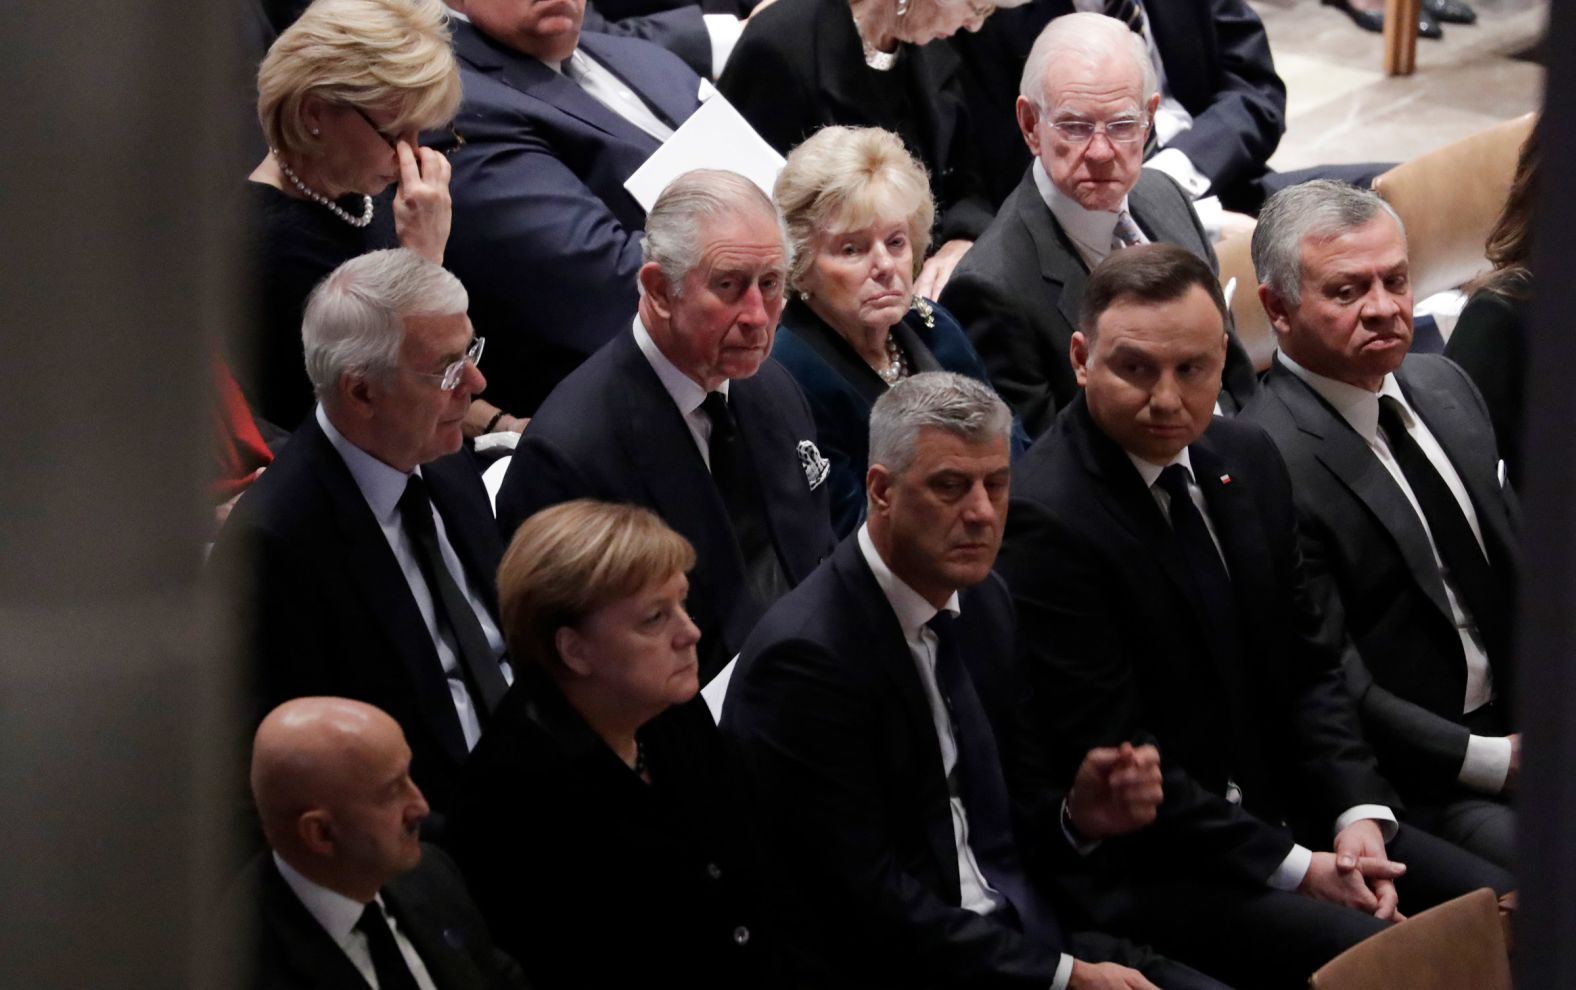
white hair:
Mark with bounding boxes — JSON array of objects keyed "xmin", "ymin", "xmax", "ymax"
[
  {"xmin": 1252, "ymin": 180, "xmax": 1407, "ymax": 305},
  {"xmin": 869, "ymin": 372, "xmax": 1012, "ymax": 477},
  {"xmin": 1019, "ymin": 12, "xmax": 1157, "ymax": 111},
  {"xmin": 301, "ymin": 248, "xmax": 469, "ymax": 399},
  {"xmin": 640, "ymin": 169, "xmax": 788, "ymax": 297}
]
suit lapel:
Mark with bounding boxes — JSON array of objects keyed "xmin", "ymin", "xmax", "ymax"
[
  {"xmin": 304, "ymin": 423, "xmax": 470, "ymax": 765},
  {"xmin": 424, "ymin": 454, "xmax": 503, "ymax": 618},
  {"xmin": 453, "ymin": 21, "xmax": 663, "ymax": 151},
  {"xmin": 579, "ymin": 31, "xmax": 694, "ymax": 130},
  {"xmin": 383, "ymin": 879, "xmax": 472, "ymax": 990},
  {"xmin": 903, "ymin": 41, "xmax": 962, "ymax": 180},
  {"xmin": 784, "ymin": 299, "xmax": 888, "ymax": 406},
  {"xmin": 260, "ymin": 859, "xmax": 377, "ymax": 990},
  {"xmin": 831, "ymin": 540, "xmax": 957, "ymax": 885},
  {"xmin": 732, "ymin": 367, "xmax": 818, "ymax": 582},
  {"xmin": 1014, "ymin": 173, "xmax": 1088, "ymax": 335},
  {"xmin": 1269, "ymin": 370, "xmax": 1456, "ymax": 623}
]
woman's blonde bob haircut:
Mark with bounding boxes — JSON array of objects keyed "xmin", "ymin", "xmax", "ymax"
[
  {"xmin": 497, "ymin": 500, "xmax": 697, "ymax": 675},
  {"xmin": 773, "ymin": 125, "xmax": 936, "ymax": 291},
  {"xmin": 257, "ymin": 0, "xmax": 461, "ymax": 160}
]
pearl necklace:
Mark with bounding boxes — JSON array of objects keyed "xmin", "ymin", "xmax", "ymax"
[
  {"xmin": 271, "ymin": 149, "xmax": 374, "ymax": 228},
  {"xmin": 878, "ymin": 331, "xmax": 908, "ymax": 385}
]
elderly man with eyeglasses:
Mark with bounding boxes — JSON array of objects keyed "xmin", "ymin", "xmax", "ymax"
[
  {"xmin": 213, "ymin": 248, "xmax": 511, "ymax": 819},
  {"xmin": 940, "ymin": 11, "xmax": 1258, "ymax": 438}
]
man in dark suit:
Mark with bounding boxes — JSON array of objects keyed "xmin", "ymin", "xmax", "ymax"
[
  {"xmin": 436, "ymin": 0, "xmax": 705, "ymax": 417},
  {"xmin": 239, "ymin": 697, "xmax": 526, "ymax": 989},
  {"xmin": 582, "ymin": 0, "xmax": 759, "ymax": 80},
  {"xmin": 996, "ymin": 243, "xmax": 1514, "ymax": 988},
  {"xmin": 941, "ymin": 13, "xmax": 1257, "ymax": 439},
  {"xmin": 495, "ymin": 171, "xmax": 835, "ymax": 684},
  {"xmin": 1242, "ymin": 181, "xmax": 1518, "ymax": 870},
  {"xmin": 722, "ymin": 370, "xmax": 1227, "ymax": 990},
  {"xmin": 212, "ymin": 249, "xmax": 510, "ymax": 814}
]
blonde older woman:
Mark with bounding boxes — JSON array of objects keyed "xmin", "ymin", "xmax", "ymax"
[
  {"xmin": 720, "ymin": 0, "xmax": 1027, "ymax": 299},
  {"xmin": 444, "ymin": 500, "xmax": 777, "ymax": 989},
  {"xmin": 245, "ymin": 0, "xmax": 502, "ymax": 433},
  {"xmin": 771, "ymin": 126, "xmax": 1027, "ymax": 536}
]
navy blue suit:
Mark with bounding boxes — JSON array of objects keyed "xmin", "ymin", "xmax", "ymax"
[
  {"xmin": 210, "ymin": 417, "xmax": 504, "ymax": 813},
  {"xmin": 494, "ymin": 330, "xmax": 836, "ymax": 683},
  {"xmin": 437, "ymin": 23, "xmax": 703, "ymax": 416},
  {"xmin": 771, "ymin": 297, "xmax": 1029, "ymax": 537}
]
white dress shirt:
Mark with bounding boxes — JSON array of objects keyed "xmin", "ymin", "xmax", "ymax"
[
  {"xmin": 1032, "ymin": 160, "xmax": 1146, "ymax": 271},
  {"xmin": 633, "ymin": 315, "xmax": 730, "ymax": 469},
  {"xmin": 1124, "ymin": 445, "xmax": 1398, "ymax": 889},
  {"xmin": 317, "ymin": 407, "xmax": 513, "ymax": 751},
  {"xmin": 857, "ymin": 527, "xmax": 1077, "ymax": 990},
  {"xmin": 1276, "ymin": 354, "xmax": 1513, "ymax": 793},
  {"xmin": 557, "ymin": 49, "xmax": 676, "ymax": 142},
  {"xmin": 274, "ymin": 853, "xmax": 440, "ymax": 990}
]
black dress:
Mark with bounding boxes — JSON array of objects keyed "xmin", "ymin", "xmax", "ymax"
[
  {"xmin": 719, "ymin": 0, "xmax": 995, "ymax": 242},
  {"xmin": 241, "ymin": 182, "xmax": 397, "ymax": 429},
  {"xmin": 442, "ymin": 667, "xmax": 776, "ymax": 989},
  {"xmin": 1445, "ymin": 284, "xmax": 1530, "ymax": 486}
]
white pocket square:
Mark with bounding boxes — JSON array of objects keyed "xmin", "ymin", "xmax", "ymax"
[{"xmin": 797, "ymin": 440, "xmax": 830, "ymax": 490}]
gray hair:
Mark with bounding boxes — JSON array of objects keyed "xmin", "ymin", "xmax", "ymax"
[
  {"xmin": 301, "ymin": 248, "xmax": 469, "ymax": 400},
  {"xmin": 1020, "ymin": 12, "xmax": 1157, "ymax": 112},
  {"xmin": 640, "ymin": 169, "xmax": 788, "ymax": 297},
  {"xmin": 1252, "ymin": 179, "xmax": 1407, "ymax": 305},
  {"xmin": 869, "ymin": 372, "xmax": 1012, "ymax": 477}
]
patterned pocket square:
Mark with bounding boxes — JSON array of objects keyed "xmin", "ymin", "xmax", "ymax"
[{"xmin": 797, "ymin": 440, "xmax": 830, "ymax": 490}]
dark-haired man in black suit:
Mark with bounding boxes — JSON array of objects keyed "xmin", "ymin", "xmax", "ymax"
[
  {"xmin": 996, "ymin": 243, "xmax": 1513, "ymax": 989},
  {"xmin": 1243, "ymin": 181, "xmax": 1518, "ymax": 871},
  {"xmin": 723, "ymin": 370, "xmax": 1227, "ymax": 990},
  {"xmin": 495, "ymin": 171, "xmax": 835, "ymax": 684},
  {"xmin": 239, "ymin": 697, "xmax": 527, "ymax": 990},
  {"xmin": 212, "ymin": 249, "xmax": 511, "ymax": 816}
]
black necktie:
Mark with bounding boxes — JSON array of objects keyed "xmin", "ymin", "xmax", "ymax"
[
  {"xmin": 356, "ymin": 902, "xmax": 422, "ymax": 990},
  {"xmin": 926, "ymin": 612, "xmax": 1053, "ymax": 940},
  {"xmin": 701, "ymin": 392, "xmax": 790, "ymax": 608},
  {"xmin": 1376, "ymin": 396, "xmax": 1504, "ymax": 653},
  {"xmin": 397, "ymin": 475, "xmax": 508, "ymax": 718}
]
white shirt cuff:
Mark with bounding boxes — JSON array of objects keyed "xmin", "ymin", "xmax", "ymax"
[
  {"xmin": 1334, "ymin": 805, "xmax": 1399, "ymax": 842},
  {"xmin": 1269, "ymin": 843, "xmax": 1313, "ymax": 891},
  {"xmin": 1051, "ymin": 952, "xmax": 1076, "ymax": 990},
  {"xmin": 1144, "ymin": 148, "xmax": 1212, "ymax": 198},
  {"xmin": 1460, "ymin": 734, "xmax": 1514, "ymax": 793},
  {"xmin": 704, "ymin": 14, "xmax": 745, "ymax": 78}
]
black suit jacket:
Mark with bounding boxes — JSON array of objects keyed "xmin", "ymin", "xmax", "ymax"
[
  {"xmin": 243, "ymin": 845, "xmax": 525, "ymax": 990},
  {"xmin": 435, "ymin": 23, "xmax": 702, "ymax": 416},
  {"xmin": 940, "ymin": 167, "xmax": 1257, "ymax": 438},
  {"xmin": 444, "ymin": 669, "xmax": 771, "ymax": 988},
  {"xmin": 721, "ymin": 535, "xmax": 1069, "ymax": 989},
  {"xmin": 494, "ymin": 330, "xmax": 835, "ymax": 682},
  {"xmin": 210, "ymin": 417, "xmax": 504, "ymax": 812},
  {"xmin": 718, "ymin": 0, "xmax": 994, "ymax": 242},
  {"xmin": 952, "ymin": 0, "xmax": 1285, "ymax": 209},
  {"xmin": 996, "ymin": 398, "xmax": 1398, "ymax": 898},
  {"xmin": 1243, "ymin": 355, "xmax": 1519, "ymax": 801},
  {"xmin": 582, "ymin": 0, "xmax": 754, "ymax": 78}
]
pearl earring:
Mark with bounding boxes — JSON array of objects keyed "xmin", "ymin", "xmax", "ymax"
[{"xmin": 311, "ymin": 127, "xmax": 321, "ymax": 136}]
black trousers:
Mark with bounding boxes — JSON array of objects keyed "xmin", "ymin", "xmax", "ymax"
[{"xmin": 1081, "ymin": 824, "xmax": 1514, "ymax": 990}]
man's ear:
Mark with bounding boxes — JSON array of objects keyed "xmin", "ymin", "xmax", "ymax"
[
  {"xmin": 298, "ymin": 811, "xmax": 335, "ymax": 857},
  {"xmin": 866, "ymin": 464, "xmax": 894, "ymax": 517},
  {"xmin": 336, "ymin": 372, "xmax": 377, "ymax": 420},
  {"xmin": 1070, "ymin": 330, "xmax": 1092, "ymax": 388},
  {"xmin": 638, "ymin": 263, "xmax": 675, "ymax": 321},
  {"xmin": 1016, "ymin": 96, "xmax": 1042, "ymax": 156},
  {"xmin": 1145, "ymin": 91, "xmax": 1161, "ymax": 124},
  {"xmin": 1259, "ymin": 283, "xmax": 1294, "ymax": 340}
]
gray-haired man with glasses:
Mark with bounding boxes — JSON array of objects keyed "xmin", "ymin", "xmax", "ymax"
[
  {"xmin": 941, "ymin": 11, "xmax": 1258, "ymax": 438},
  {"xmin": 213, "ymin": 248, "xmax": 512, "ymax": 819}
]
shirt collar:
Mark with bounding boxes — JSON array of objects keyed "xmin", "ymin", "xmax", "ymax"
[
  {"xmin": 1125, "ymin": 446, "xmax": 1195, "ymax": 491},
  {"xmin": 445, "ymin": 6, "xmax": 470, "ymax": 22},
  {"xmin": 273, "ymin": 852, "xmax": 377, "ymax": 947},
  {"xmin": 1033, "ymin": 158, "xmax": 1130, "ymax": 257},
  {"xmin": 1275, "ymin": 350, "xmax": 1410, "ymax": 445},
  {"xmin": 856, "ymin": 524, "xmax": 961, "ymax": 640},
  {"xmin": 632, "ymin": 315, "xmax": 728, "ymax": 417},
  {"xmin": 316, "ymin": 404, "xmax": 417, "ymax": 522}
]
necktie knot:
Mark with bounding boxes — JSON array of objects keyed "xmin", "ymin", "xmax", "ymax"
[
  {"xmin": 397, "ymin": 475, "xmax": 435, "ymax": 536},
  {"xmin": 356, "ymin": 900, "xmax": 389, "ymax": 934},
  {"xmin": 1112, "ymin": 209, "xmax": 1145, "ymax": 251},
  {"xmin": 1377, "ymin": 394, "xmax": 1409, "ymax": 441},
  {"xmin": 356, "ymin": 900, "xmax": 422, "ymax": 990},
  {"xmin": 1156, "ymin": 463, "xmax": 1192, "ymax": 503}
]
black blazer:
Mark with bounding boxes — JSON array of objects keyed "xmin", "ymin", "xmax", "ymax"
[
  {"xmin": 443, "ymin": 669, "xmax": 771, "ymax": 988},
  {"xmin": 951, "ymin": 0, "xmax": 1286, "ymax": 209},
  {"xmin": 940, "ymin": 167, "xmax": 1257, "ymax": 438},
  {"xmin": 241, "ymin": 845, "xmax": 526, "ymax": 990},
  {"xmin": 435, "ymin": 23, "xmax": 703, "ymax": 416},
  {"xmin": 995, "ymin": 398, "xmax": 1398, "ymax": 895},
  {"xmin": 210, "ymin": 416, "xmax": 504, "ymax": 812},
  {"xmin": 1444, "ymin": 286, "xmax": 1530, "ymax": 485},
  {"xmin": 494, "ymin": 331, "xmax": 836, "ymax": 682},
  {"xmin": 770, "ymin": 297, "xmax": 1030, "ymax": 537},
  {"xmin": 721, "ymin": 535, "xmax": 1069, "ymax": 989},
  {"xmin": 1243, "ymin": 355, "xmax": 1519, "ymax": 801},
  {"xmin": 718, "ymin": 0, "xmax": 994, "ymax": 242}
]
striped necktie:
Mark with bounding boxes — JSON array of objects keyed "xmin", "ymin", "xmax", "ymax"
[
  {"xmin": 1105, "ymin": 0, "xmax": 1145, "ymax": 34},
  {"xmin": 1112, "ymin": 210, "xmax": 1146, "ymax": 251}
]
